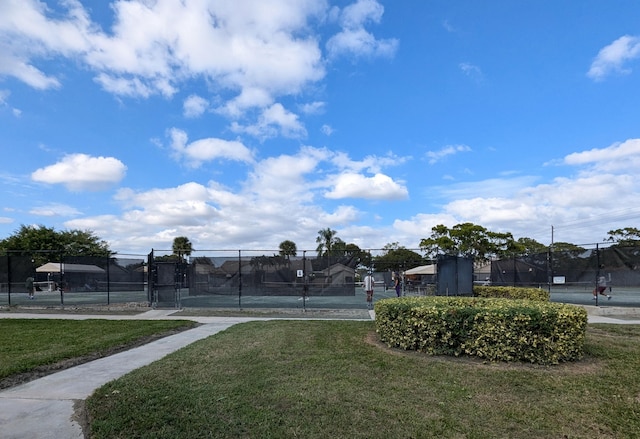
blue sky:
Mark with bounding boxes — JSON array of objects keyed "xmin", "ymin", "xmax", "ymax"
[{"xmin": 2, "ymin": 0, "xmax": 640, "ymax": 255}]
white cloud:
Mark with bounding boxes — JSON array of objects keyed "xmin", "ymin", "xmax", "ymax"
[
  {"xmin": 324, "ymin": 172, "xmax": 408, "ymax": 200},
  {"xmin": 326, "ymin": 0, "xmax": 398, "ymax": 59},
  {"xmin": 31, "ymin": 153, "xmax": 127, "ymax": 191},
  {"xmin": 169, "ymin": 128, "xmax": 254, "ymax": 167},
  {"xmin": 564, "ymin": 138, "xmax": 640, "ymax": 173},
  {"xmin": 321, "ymin": 124, "xmax": 334, "ymax": 136},
  {"xmin": 230, "ymin": 103, "xmax": 307, "ymax": 139},
  {"xmin": 0, "ymin": 0, "xmax": 93, "ymax": 89},
  {"xmin": 62, "ymin": 145, "xmax": 412, "ymax": 252},
  {"xmin": 426, "ymin": 144, "xmax": 472, "ymax": 165},
  {"xmin": 459, "ymin": 62, "xmax": 483, "ymax": 81},
  {"xmin": 331, "ymin": 151, "xmax": 408, "ymax": 174},
  {"xmin": 0, "ymin": 0, "xmax": 398, "ymax": 144},
  {"xmin": 588, "ymin": 35, "xmax": 640, "ymax": 81},
  {"xmin": 114, "ymin": 182, "xmax": 221, "ymax": 227},
  {"xmin": 398, "ymin": 139, "xmax": 640, "ymax": 245},
  {"xmin": 300, "ymin": 101, "xmax": 326, "ymax": 115},
  {"xmin": 183, "ymin": 95, "xmax": 209, "ymax": 118},
  {"xmin": 29, "ymin": 203, "xmax": 82, "ymax": 217},
  {"xmin": 4, "ymin": 0, "xmax": 326, "ymax": 103},
  {"xmin": 49, "ymin": 137, "xmax": 640, "ymax": 253}
]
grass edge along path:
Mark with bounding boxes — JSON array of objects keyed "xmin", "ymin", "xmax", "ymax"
[
  {"xmin": 87, "ymin": 320, "xmax": 640, "ymax": 439},
  {"xmin": 0, "ymin": 319, "xmax": 198, "ymax": 389}
]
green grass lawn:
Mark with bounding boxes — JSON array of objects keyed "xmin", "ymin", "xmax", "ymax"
[
  {"xmin": 86, "ymin": 320, "xmax": 640, "ymax": 438},
  {"xmin": 0, "ymin": 319, "xmax": 197, "ymax": 385}
]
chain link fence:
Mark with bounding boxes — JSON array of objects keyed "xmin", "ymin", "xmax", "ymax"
[
  {"xmin": 2, "ymin": 244, "xmax": 639, "ymax": 309},
  {"xmin": 0, "ymin": 252, "xmax": 147, "ymax": 307}
]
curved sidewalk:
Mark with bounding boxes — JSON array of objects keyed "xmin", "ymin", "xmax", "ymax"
[
  {"xmin": 0, "ymin": 311, "xmax": 263, "ymax": 439},
  {"xmin": 0, "ymin": 308, "xmax": 638, "ymax": 439}
]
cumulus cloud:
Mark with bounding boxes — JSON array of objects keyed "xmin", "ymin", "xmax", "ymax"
[
  {"xmin": 62, "ymin": 145, "xmax": 409, "ymax": 251},
  {"xmin": 1, "ymin": 0, "xmax": 397, "ymax": 144},
  {"xmin": 324, "ymin": 172, "xmax": 408, "ymax": 200},
  {"xmin": 564, "ymin": 138, "xmax": 640, "ymax": 173},
  {"xmin": 588, "ymin": 35, "xmax": 640, "ymax": 81},
  {"xmin": 31, "ymin": 153, "xmax": 127, "ymax": 191},
  {"xmin": 1, "ymin": 1, "xmax": 329, "ymax": 103},
  {"xmin": 326, "ymin": 0, "xmax": 398, "ymax": 59},
  {"xmin": 169, "ymin": 128, "xmax": 254, "ymax": 167},
  {"xmin": 0, "ymin": 0, "xmax": 93, "ymax": 89},
  {"xmin": 398, "ymin": 139, "xmax": 640, "ymax": 245},
  {"xmin": 230, "ymin": 103, "xmax": 307, "ymax": 139},
  {"xmin": 183, "ymin": 95, "xmax": 209, "ymax": 118},
  {"xmin": 300, "ymin": 101, "xmax": 326, "ymax": 115}
]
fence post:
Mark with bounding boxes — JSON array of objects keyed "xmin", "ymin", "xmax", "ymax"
[
  {"xmin": 302, "ymin": 250, "xmax": 307, "ymax": 311},
  {"xmin": 59, "ymin": 259, "xmax": 64, "ymax": 306},
  {"xmin": 238, "ymin": 250, "xmax": 242, "ymax": 309},
  {"xmin": 594, "ymin": 244, "xmax": 600, "ymax": 306},
  {"xmin": 7, "ymin": 254, "xmax": 11, "ymax": 306},
  {"xmin": 106, "ymin": 255, "xmax": 111, "ymax": 305}
]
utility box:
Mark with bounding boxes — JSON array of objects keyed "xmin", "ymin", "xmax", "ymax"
[{"xmin": 437, "ymin": 255, "xmax": 473, "ymax": 296}]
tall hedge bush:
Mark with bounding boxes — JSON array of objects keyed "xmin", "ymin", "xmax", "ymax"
[{"xmin": 375, "ymin": 297, "xmax": 587, "ymax": 365}]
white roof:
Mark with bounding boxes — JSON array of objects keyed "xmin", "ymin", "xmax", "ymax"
[
  {"xmin": 404, "ymin": 264, "xmax": 436, "ymax": 275},
  {"xmin": 36, "ymin": 262, "xmax": 106, "ymax": 273}
]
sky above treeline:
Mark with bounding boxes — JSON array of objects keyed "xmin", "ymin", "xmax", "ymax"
[{"xmin": 1, "ymin": 0, "xmax": 640, "ymax": 255}]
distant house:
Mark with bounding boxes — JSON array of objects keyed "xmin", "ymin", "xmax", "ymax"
[{"xmin": 319, "ymin": 263, "xmax": 356, "ymax": 285}]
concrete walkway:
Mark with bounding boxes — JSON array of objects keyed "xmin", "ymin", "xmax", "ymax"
[
  {"xmin": 0, "ymin": 307, "xmax": 638, "ymax": 438},
  {"xmin": 0, "ymin": 311, "xmax": 264, "ymax": 439}
]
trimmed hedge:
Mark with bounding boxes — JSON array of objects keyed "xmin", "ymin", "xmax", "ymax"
[
  {"xmin": 473, "ymin": 285, "xmax": 550, "ymax": 301},
  {"xmin": 375, "ymin": 297, "xmax": 587, "ymax": 365}
]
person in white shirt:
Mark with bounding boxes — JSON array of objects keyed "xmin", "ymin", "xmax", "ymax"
[
  {"xmin": 363, "ymin": 272, "xmax": 375, "ymax": 309},
  {"xmin": 593, "ymin": 275, "xmax": 612, "ymax": 300}
]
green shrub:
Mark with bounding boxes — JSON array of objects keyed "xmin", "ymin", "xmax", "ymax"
[
  {"xmin": 473, "ymin": 285, "xmax": 550, "ymax": 301},
  {"xmin": 375, "ymin": 297, "xmax": 587, "ymax": 365}
]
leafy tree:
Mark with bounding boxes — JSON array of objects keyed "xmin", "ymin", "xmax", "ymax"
[
  {"xmin": 607, "ymin": 227, "xmax": 640, "ymax": 246},
  {"xmin": 420, "ymin": 223, "xmax": 517, "ymax": 265},
  {"xmin": 332, "ymin": 242, "xmax": 370, "ymax": 269},
  {"xmin": 172, "ymin": 236, "xmax": 193, "ymax": 262},
  {"xmin": 514, "ymin": 237, "xmax": 547, "ymax": 255},
  {"xmin": 373, "ymin": 242, "xmax": 425, "ymax": 272},
  {"xmin": 0, "ymin": 224, "xmax": 112, "ymax": 266},
  {"xmin": 551, "ymin": 241, "xmax": 585, "ymax": 254},
  {"xmin": 278, "ymin": 240, "xmax": 297, "ymax": 258}
]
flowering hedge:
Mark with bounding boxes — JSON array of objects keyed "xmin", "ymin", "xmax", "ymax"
[{"xmin": 374, "ymin": 297, "xmax": 587, "ymax": 365}]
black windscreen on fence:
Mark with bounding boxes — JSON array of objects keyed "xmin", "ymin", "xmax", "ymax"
[
  {"xmin": 0, "ymin": 253, "xmax": 147, "ymax": 307},
  {"xmin": 2, "ymin": 244, "xmax": 639, "ymax": 309}
]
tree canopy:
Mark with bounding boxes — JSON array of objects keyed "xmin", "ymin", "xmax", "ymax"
[
  {"xmin": 607, "ymin": 227, "xmax": 640, "ymax": 246},
  {"xmin": 419, "ymin": 223, "xmax": 518, "ymax": 265},
  {"xmin": 373, "ymin": 242, "xmax": 425, "ymax": 272},
  {"xmin": 0, "ymin": 224, "xmax": 112, "ymax": 265}
]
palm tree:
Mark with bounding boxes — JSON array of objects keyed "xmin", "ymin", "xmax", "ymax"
[
  {"xmin": 172, "ymin": 236, "xmax": 193, "ymax": 262},
  {"xmin": 279, "ymin": 240, "xmax": 297, "ymax": 259},
  {"xmin": 316, "ymin": 228, "xmax": 338, "ymax": 258}
]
